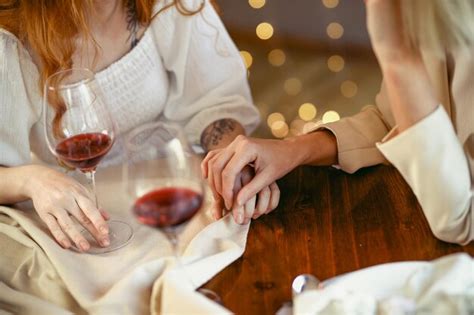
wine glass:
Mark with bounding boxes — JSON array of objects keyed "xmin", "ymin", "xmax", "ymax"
[
  {"xmin": 124, "ymin": 122, "xmax": 221, "ymax": 302},
  {"xmin": 43, "ymin": 68, "xmax": 133, "ymax": 254}
]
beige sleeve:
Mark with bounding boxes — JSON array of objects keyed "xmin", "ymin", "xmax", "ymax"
[{"xmin": 316, "ymin": 82, "xmax": 395, "ymax": 173}]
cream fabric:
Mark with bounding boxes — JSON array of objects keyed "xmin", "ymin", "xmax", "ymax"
[
  {"xmin": 319, "ymin": 48, "xmax": 474, "ymax": 244},
  {"xmin": 0, "ymin": 165, "xmax": 248, "ymax": 314},
  {"xmin": 0, "ymin": 0, "xmax": 260, "ymax": 168},
  {"xmin": 293, "ymin": 253, "xmax": 474, "ymax": 315}
]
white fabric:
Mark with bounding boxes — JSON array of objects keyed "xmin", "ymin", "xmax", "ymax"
[
  {"xmin": 377, "ymin": 106, "xmax": 473, "ymax": 245},
  {"xmin": 0, "ymin": 165, "xmax": 249, "ymax": 314},
  {"xmin": 0, "ymin": 0, "xmax": 260, "ymax": 167},
  {"xmin": 293, "ymin": 253, "xmax": 474, "ymax": 315}
]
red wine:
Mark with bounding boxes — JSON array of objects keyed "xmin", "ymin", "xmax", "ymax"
[
  {"xmin": 55, "ymin": 133, "xmax": 112, "ymax": 171},
  {"xmin": 133, "ymin": 187, "xmax": 203, "ymax": 227}
]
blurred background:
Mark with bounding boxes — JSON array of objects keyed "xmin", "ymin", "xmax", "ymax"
[{"xmin": 214, "ymin": 0, "xmax": 382, "ymax": 138}]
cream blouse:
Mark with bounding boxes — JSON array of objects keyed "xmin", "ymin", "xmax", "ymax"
[{"xmin": 0, "ymin": 0, "xmax": 260, "ymax": 167}]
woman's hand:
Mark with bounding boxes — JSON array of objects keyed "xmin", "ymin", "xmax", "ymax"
[
  {"xmin": 25, "ymin": 165, "xmax": 110, "ymax": 251},
  {"xmin": 205, "ymin": 156, "xmax": 280, "ymax": 224},
  {"xmin": 202, "ymin": 136, "xmax": 300, "ymax": 217}
]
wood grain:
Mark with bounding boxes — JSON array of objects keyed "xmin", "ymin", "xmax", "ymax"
[{"xmin": 203, "ymin": 165, "xmax": 474, "ymax": 314}]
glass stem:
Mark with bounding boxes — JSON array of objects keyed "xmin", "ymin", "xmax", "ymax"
[
  {"xmin": 165, "ymin": 228, "xmax": 197, "ymax": 289},
  {"xmin": 87, "ymin": 170, "xmax": 98, "ymax": 208}
]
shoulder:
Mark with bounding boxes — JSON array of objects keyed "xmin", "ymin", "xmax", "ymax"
[
  {"xmin": 0, "ymin": 28, "xmax": 42, "ymax": 116},
  {"xmin": 0, "ymin": 28, "xmax": 37, "ymax": 72},
  {"xmin": 0, "ymin": 28, "xmax": 22, "ymax": 53}
]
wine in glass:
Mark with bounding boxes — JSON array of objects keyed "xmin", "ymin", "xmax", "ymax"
[
  {"xmin": 124, "ymin": 122, "xmax": 221, "ymax": 302},
  {"xmin": 44, "ymin": 68, "xmax": 133, "ymax": 254}
]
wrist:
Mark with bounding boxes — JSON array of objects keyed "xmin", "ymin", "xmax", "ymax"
[
  {"xmin": 286, "ymin": 130, "xmax": 338, "ymax": 167},
  {"xmin": 20, "ymin": 165, "xmax": 50, "ymax": 198}
]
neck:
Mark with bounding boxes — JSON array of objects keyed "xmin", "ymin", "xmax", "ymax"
[{"xmin": 90, "ymin": 0, "xmax": 123, "ymax": 32}]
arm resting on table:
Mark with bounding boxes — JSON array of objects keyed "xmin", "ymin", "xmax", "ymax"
[{"xmin": 377, "ymin": 107, "xmax": 473, "ymax": 245}]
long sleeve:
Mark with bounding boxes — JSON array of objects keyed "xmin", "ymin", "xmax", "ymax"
[
  {"xmin": 0, "ymin": 30, "xmax": 42, "ymax": 167},
  {"xmin": 318, "ymin": 82, "xmax": 395, "ymax": 173},
  {"xmin": 151, "ymin": 0, "xmax": 260, "ymax": 145},
  {"xmin": 377, "ymin": 106, "xmax": 473, "ymax": 244}
]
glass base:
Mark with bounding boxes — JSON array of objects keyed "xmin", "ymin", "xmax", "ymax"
[{"xmin": 73, "ymin": 220, "xmax": 134, "ymax": 254}]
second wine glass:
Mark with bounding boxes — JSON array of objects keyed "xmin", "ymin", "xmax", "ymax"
[{"xmin": 124, "ymin": 122, "xmax": 222, "ymax": 303}]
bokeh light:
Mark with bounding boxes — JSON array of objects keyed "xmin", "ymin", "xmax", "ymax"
[
  {"xmin": 327, "ymin": 55, "xmax": 345, "ymax": 72},
  {"xmin": 284, "ymin": 78, "xmax": 302, "ymax": 95},
  {"xmin": 340, "ymin": 80, "xmax": 358, "ymax": 98},
  {"xmin": 322, "ymin": 0, "xmax": 339, "ymax": 9},
  {"xmin": 240, "ymin": 50, "xmax": 253, "ymax": 69},
  {"xmin": 271, "ymin": 121, "xmax": 289, "ymax": 138},
  {"xmin": 249, "ymin": 0, "xmax": 266, "ymax": 9},
  {"xmin": 267, "ymin": 112, "xmax": 285, "ymax": 128},
  {"xmin": 256, "ymin": 22, "xmax": 274, "ymax": 40},
  {"xmin": 322, "ymin": 111, "xmax": 340, "ymax": 123},
  {"xmin": 298, "ymin": 103, "xmax": 317, "ymax": 121},
  {"xmin": 290, "ymin": 119, "xmax": 306, "ymax": 135},
  {"xmin": 326, "ymin": 22, "xmax": 344, "ymax": 39},
  {"xmin": 268, "ymin": 49, "xmax": 286, "ymax": 67}
]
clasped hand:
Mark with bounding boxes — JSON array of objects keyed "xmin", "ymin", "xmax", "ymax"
[{"xmin": 201, "ymin": 135, "xmax": 298, "ymax": 224}]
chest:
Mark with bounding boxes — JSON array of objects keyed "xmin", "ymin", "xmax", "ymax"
[{"xmin": 94, "ymin": 30, "xmax": 170, "ymax": 135}]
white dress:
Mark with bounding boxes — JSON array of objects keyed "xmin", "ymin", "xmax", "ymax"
[{"xmin": 0, "ymin": 0, "xmax": 260, "ymax": 167}]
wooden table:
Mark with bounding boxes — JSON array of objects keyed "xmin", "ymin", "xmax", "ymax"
[{"xmin": 203, "ymin": 165, "xmax": 474, "ymax": 314}]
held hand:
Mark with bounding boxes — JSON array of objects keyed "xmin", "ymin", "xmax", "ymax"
[
  {"xmin": 25, "ymin": 165, "xmax": 110, "ymax": 251},
  {"xmin": 202, "ymin": 135, "xmax": 297, "ymax": 215},
  {"xmin": 207, "ymin": 163, "xmax": 280, "ymax": 224}
]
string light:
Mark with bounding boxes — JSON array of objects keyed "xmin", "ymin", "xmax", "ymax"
[
  {"xmin": 256, "ymin": 22, "xmax": 274, "ymax": 40},
  {"xmin": 268, "ymin": 49, "xmax": 286, "ymax": 66},
  {"xmin": 322, "ymin": 0, "xmax": 339, "ymax": 9},
  {"xmin": 340, "ymin": 80, "xmax": 358, "ymax": 98},
  {"xmin": 284, "ymin": 78, "xmax": 302, "ymax": 95},
  {"xmin": 326, "ymin": 22, "xmax": 344, "ymax": 39},
  {"xmin": 298, "ymin": 103, "xmax": 317, "ymax": 121},
  {"xmin": 249, "ymin": 0, "xmax": 266, "ymax": 9},
  {"xmin": 322, "ymin": 111, "xmax": 340, "ymax": 123},
  {"xmin": 327, "ymin": 55, "xmax": 345, "ymax": 72}
]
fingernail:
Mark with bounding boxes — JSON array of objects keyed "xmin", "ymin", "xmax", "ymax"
[
  {"xmin": 61, "ymin": 240, "xmax": 71, "ymax": 248},
  {"xmin": 80, "ymin": 241, "xmax": 89, "ymax": 251},
  {"xmin": 101, "ymin": 238, "xmax": 110, "ymax": 247},
  {"xmin": 100, "ymin": 226, "xmax": 109, "ymax": 234},
  {"xmin": 237, "ymin": 213, "xmax": 244, "ymax": 224}
]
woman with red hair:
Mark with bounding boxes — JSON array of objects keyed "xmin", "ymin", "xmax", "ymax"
[{"xmin": 0, "ymin": 0, "xmax": 268, "ymax": 251}]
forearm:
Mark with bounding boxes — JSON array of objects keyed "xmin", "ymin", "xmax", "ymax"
[
  {"xmin": 379, "ymin": 53, "xmax": 438, "ymax": 133},
  {"xmin": 288, "ymin": 130, "xmax": 338, "ymax": 167},
  {"xmin": 200, "ymin": 118, "xmax": 246, "ymax": 151},
  {"xmin": 0, "ymin": 166, "xmax": 33, "ymax": 204}
]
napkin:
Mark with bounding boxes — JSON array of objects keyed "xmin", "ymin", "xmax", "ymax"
[
  {"xmin": 0, "ymin": 165, "xmax": 248, "ymax": 314},
  {"xmin": 293, "ymin": 253, "xmax": 474, "ymax": 315}
]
